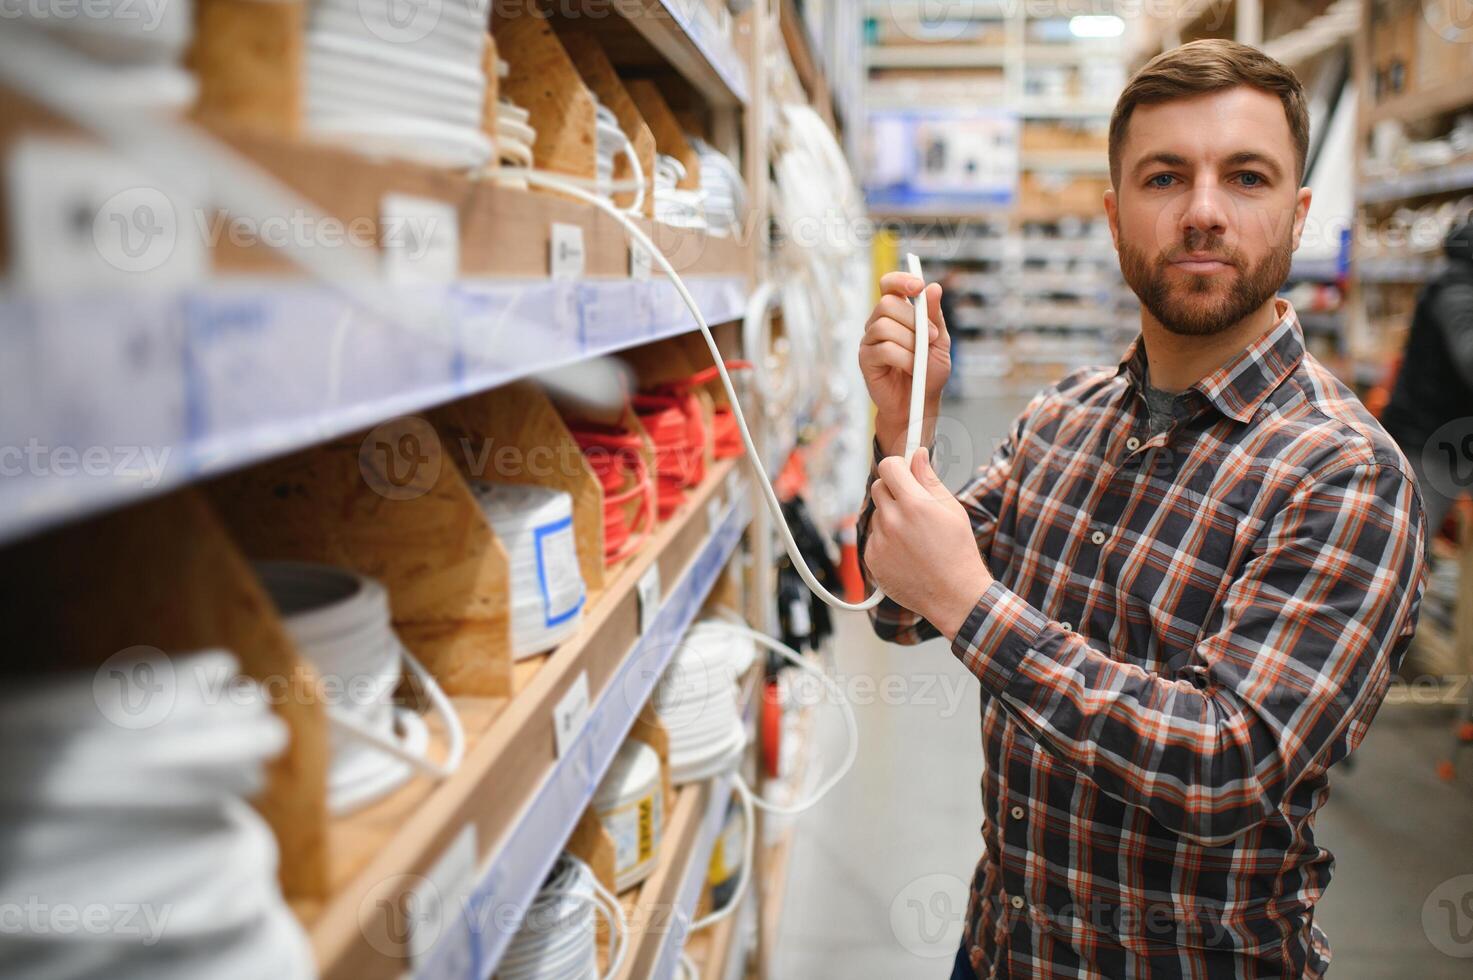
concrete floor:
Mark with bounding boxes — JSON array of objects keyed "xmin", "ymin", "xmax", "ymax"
[{"xmin": 772, "ymin": 392, "xmax": 1473, "ymax": 979}]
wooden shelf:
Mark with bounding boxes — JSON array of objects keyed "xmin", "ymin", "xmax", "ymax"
[
  {"xmin": 0, "ymin": 124, "xmax": 755, "ymax": 550},
  {"xmin": 307, "ymin": 459, "xmax": 751, "ymax": 979},
  {"xmin": 1363, "ymin": 77, "xmax": 1473, "ymax": 132},
  {"xmin": 609, "ymin": 0, "xmax": 749, "ymax": 107}
]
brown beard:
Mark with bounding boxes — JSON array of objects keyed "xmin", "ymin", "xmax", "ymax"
[{"xmin": 1118, "ymin": 229, "xmax": 1291, "ymax": 337}]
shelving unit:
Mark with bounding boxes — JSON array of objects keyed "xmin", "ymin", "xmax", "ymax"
[
  {"xmin": 0, "ymin": 1, "xmax": 865, "ymax": 979},
  {"xmin": 861, "ymin": 3, "xmax": 1133, "ymax": 394}
]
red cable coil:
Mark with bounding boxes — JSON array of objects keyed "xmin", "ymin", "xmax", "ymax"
[
  {"xmin": 632, "ymin": 390, "xmax": 706, "ymax": 519},
  {"xmin": 568, "ymin": 422, "xmax": 654, "ymax": 566},
  {"xmin": 655, "ymin": 360, "xmax": 752, "ymax": 461}
]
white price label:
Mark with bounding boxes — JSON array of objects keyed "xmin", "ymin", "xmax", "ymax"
[
  {"xmin": 550, "ymin": 223, "xmax": 587, "ymax": 280},
  {"xmin": 7, "ymin": 138, "xmax": 204, "ymax": 292},
  {"xmin": 629, "ymin": 240, "xmax": 652, "ymax": 280},
  {"xmin": 725, "ymin": 470, "xmax": 743, "ymax": 512},
  {"xmin": 380, "ymin": 194, "xmax": 459, "ymax": 283},
  {"xmin": 553, "ymin": 671, "xmax": 592, "ymax": 759},
  {"xmin": 637, "ymin": 564, "xmax": 661, "ymax": 634},
  {"xmin": 706, "ymin": 489, "xmax": 724, "ymax": 533},
  {"xmin": 406, "ymin": 822, "xmax": 478, "ymax": 968}
]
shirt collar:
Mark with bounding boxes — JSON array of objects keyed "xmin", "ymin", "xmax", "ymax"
[{"xmin": 1116, "ymin": 298, "xmax": 1304, "ymax": 424}]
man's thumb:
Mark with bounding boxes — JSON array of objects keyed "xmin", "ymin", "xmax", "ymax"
[{"xmin": 911, "ymin": 446, "xmax": 947, "ymax": 496}]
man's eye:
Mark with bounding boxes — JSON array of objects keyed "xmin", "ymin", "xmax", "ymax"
[
  {"xmin": 1147, "ymin": 174, "xmax": 1175, "ymax": 188},
  {"xmin": 1237, "ymin": 172, "xmax": 1265, "ymax": 187}
]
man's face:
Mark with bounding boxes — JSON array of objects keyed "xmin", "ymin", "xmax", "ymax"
[{"xmin": 1104, "ymin": 86, "xmax": 1312, "ymax": 337}]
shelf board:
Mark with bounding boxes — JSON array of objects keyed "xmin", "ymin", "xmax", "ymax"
[
  {"xmin": 1363, "ymin": 78, "xmax": 1473, "ymax": 132},
  {"xmin": 305, "ymin": 460, "xmax": 751, "ymax": 980},
  {"xmin": 611, "ymin": 0, "xmax": 749, "ymax": 107},
  {"xmin": 1359, "ymin": 160, "xmax": 1473, "ymax": 205},
  {"xmin": 1357, "ymin": 255, "xmax": 1443, "ymax": 283},
  {"xmin": 0, "ymin": 127, "xmax": 756, "ymax": 549},
  {"xmin": 866, "ymin": 44, "xmax": 1007, "ymax": 69},
  {"xmin": 1020, "ymin": 150, "xmax": 1111, "ymax": 173}
]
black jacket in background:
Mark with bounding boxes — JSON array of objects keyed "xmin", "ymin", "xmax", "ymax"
[{"xmin": 1381, "ymin": 219, "xmax": 1473, "ymax": 451}]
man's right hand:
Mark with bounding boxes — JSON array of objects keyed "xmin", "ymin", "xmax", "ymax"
[{"xmin": 859, "ymin": 271, "xmax": 951, "ymax": 456}]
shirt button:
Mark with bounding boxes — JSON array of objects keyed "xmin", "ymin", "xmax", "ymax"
[
  {"xmin": 1125, "ymin": 436, "xmax": 1141, "ymax": 451},
  {"xmin": 1010, "ymin": 805, "xmax": 1025, "ymax": 820},
  {"xmin": 1059, "ymin": 621, "xmax": 1073, "ymax": 632},
  {"xmin": 1090, "ymin": 530, "xmax": 1106, "ymax": 545},
  {"xmin": 1010, "ymin": 895, "xmax": 1026, "ymax": 910}
]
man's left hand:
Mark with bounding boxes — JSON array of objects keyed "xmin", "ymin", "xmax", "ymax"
[{"xmin": 864, "ymin": 447, "xmax": 993, "ymax": 639}]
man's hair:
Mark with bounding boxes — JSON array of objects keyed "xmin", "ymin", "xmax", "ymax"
[{"xmin": 1108, "ymin": 39, "xmax": 1309, "ymax": 189}]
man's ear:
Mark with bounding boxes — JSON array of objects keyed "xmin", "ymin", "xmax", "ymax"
[
  {"xmin": 1103, "ymin": 186, "xmax": 1120, "ymax": 251},
  {"xmin": 1290, "ymin": 185, "xmax": 1312, "ymax": 251}
]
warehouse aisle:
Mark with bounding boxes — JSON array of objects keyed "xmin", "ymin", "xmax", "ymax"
[{"xmin": 774, "ymin": 395, "xmax": 1473, "ymax": 980}]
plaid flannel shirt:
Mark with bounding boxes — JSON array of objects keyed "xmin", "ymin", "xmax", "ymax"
[{"xmin": 859, "ymin": 300, "xmax": 1426, "ymax": 979}]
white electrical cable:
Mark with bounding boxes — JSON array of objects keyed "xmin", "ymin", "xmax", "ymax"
[
  {"xmin": 256, "ymin": 562, "xmax": 465, "ymax": 816},
  {"xmin": 653, "ymin": 620, "xmax": 755, "ymax": 783},
  {"xmin": 469, "ymin": 482, "xmax": 588, "ymax": 658},
  {"xmin": 669, "ymin": 610, "xmax": 857, "ymax": 934},
  {"xmin": 0, "ymin": 650, "xmax": 314, "ymax": 979},
  {"xmin": 500, "ymin": 167, "xmax": 930, "ymax": 613},
  {"xmin": 499, "ymin": 853, "xmax": 628, "ymax": 980}
]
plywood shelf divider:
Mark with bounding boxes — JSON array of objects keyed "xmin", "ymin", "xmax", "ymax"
[
  {"xmin": 493, "ymin": 1, "xmax": 597, "ymax": 185},
  {"xmin": 187, "ymin": 0, "xmax": 304, "ymax": 134},
  {"xmin": 430, "ymin": 379, "xmax": 606, "ymax": 595},
  {"xmin": 561, "ymin": 31, "xmax": 660, "ymax": 219},
  {"xmin": 207, "ymin": 424, "xmax": 514, "ymax": 698},
  {"xmin": 0, "ymin": 488, "xmax": 330, "ymax": 900},
  {"xmin": 627, "ymin": 79, "xmax": 702, "ymax": 191}
]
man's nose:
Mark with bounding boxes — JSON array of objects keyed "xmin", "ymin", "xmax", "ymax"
[{"xmin": 1179, "ymin": 182, "xmax": 1228, "ymax": 241}]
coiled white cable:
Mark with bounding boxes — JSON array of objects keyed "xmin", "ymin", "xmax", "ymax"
[
  {"xmin": 0, "ymin": 650, "xmax": 314, "ymax": 979},
  {"xmin": 666, "ymin": 610, "xmax": 856, "ymax": 934},
  {"xmin": 256, "ymin": 562, "xmax": 465, "ymax": 816},
  {"xmin": 469, "ymin": 482, "xmax": 588, "ymax": 658},
  {"xmin": 502, "ymin": 167, "xmax": 930, "ymax": 613},
  {"xmin": 499, "ymin": 853, "xmax": 628, "ymax": 980}
]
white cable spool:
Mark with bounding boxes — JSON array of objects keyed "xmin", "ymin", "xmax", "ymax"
[
  {"xmin": 653, "ymin": 620, "xmax": 754, "ymax": 784},
  {"xmin": 0, "ymin": 650, "xmax": 314, "ymax": 980},
  {"xmin": 469, "ymin": 482, "xmax": 587, "ymax": 658},
  {"xmin": 688, "ymin": 137, "xmax": 747, "ymax": 237},
  {"xmin": 592, "ymin": 739, "xmax": 664, "ymax": 892},
  {"xmin": 301, "ymin": 8, "xmax": 490, "ymax": 169},
  {"xmin": 256, "ymin": 561, "xmax": 465, "ymax": 815},
  {"xmin": 498, "ymin": 855, "xmax": 627, "ymax": 980}
]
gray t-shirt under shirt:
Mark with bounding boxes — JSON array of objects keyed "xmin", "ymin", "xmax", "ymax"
[{"xmin": 1141, "ymin": 368, "xmax": 1177, "ymax": 438}]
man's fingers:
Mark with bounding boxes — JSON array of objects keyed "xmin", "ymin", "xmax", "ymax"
[
  {"xmin": 925, "ymin": 283, "xmax": 951, "ymax": 350},
  {"xmin": 859, "ymin": 340, "xmax": 916, "ymax": 377},
  {"xmin": 865, "ymin": 293, "xmax": 918, "ymax": 332},
  {"xmin": 877, "ymin": 454, "xmax": 923, "ymax": 500},
  {"xmin": 870, "ymin": 477, "xmax": 896, "ymax": 509},
  {"xmin": 861, "ymin": 317, "xmax": 918, "ymax": 353},
  {"xmin": 878, "ymin": 271, "xmax": 925, "ymax": 298}
]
